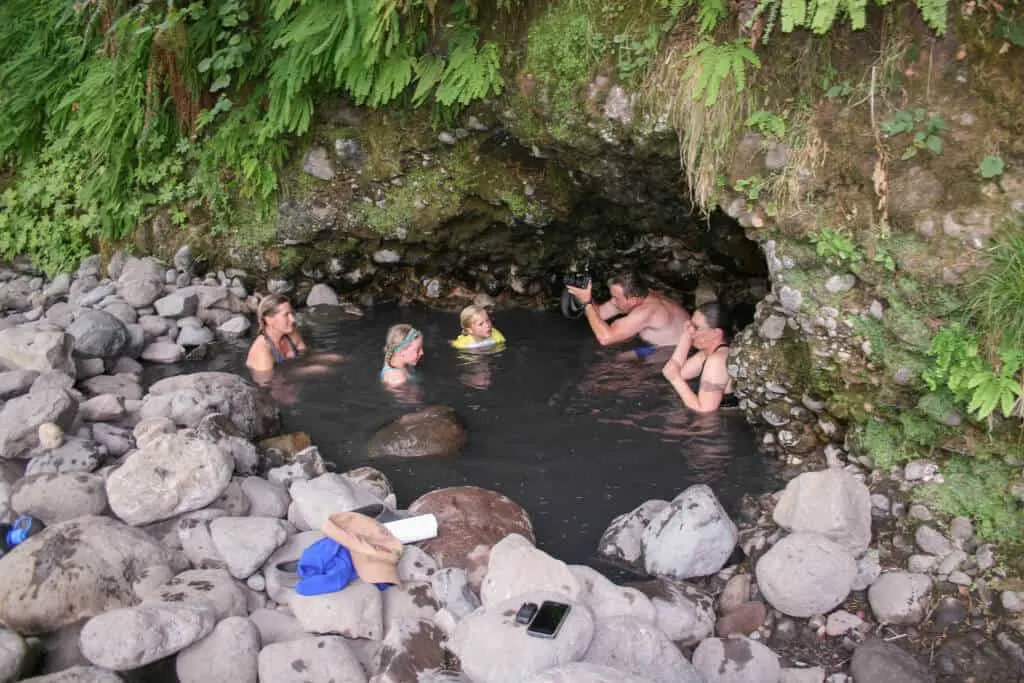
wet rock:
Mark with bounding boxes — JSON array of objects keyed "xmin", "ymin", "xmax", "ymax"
[
  {"xmin": 209, "ymin": 516, "xmax": 291, "ymax": 579},
  {"xmin": 258, "ymin": 636, "xmax": 366, "ymax": 683},
  {"xmin": 409, "ymin": 486, "xmax": 534, "ymax": 589},
  {"xmin": 629, "ymin": 579, "xmax": 715, "ymax": 645},
  {"xmin": 397, "ymin": 545, "xmax": 438, "ymax": 583},
  {"xmin": 0, "ymin": 627, "xmax": 27, "ymax": 682},
  {"xmin": 302, "ymin": 146, "xmax": 335, "ymax": 181},
  {"xmin": 79, "ymin": 603, "xmax": 216, "ymax": 671},
  {"xmin": 717, "ymin": 601, "xmax": 767, "ymax": 637},
  {"xmin": 524, "ymin": 663, "xmax": 653, "ymax": 683},
  {"xmin": 374, "ymin": 617, "xmax": 454, "ymax": 683},
  {"xmin": 305, "ymin": 284, "xmax": 340, "ymax": 307},
  {"xmin": 66, "ymin": 310, "xmax": 128, "ymax": 358},
  {"xmin": 756, "ymin": 532, "xmax": 856, "ymax": 617},
  {"xmin": 0, "ymin": 516, "xmax": 175, "ymax": 634},
  {"xmin": 140, "ymin": 372, "xmax": 279, "ymax": 439},
  {"xmin": 19, "ymin": 666, "xmax": 125, "ymax": 682},
  {"xmin": 10, "ymin": 472, "xmax": 107, "ymax": 524},
  {"xmin": 239, "ymin": 477, "xmax": 290, "ymax": 518},
  {"xmin": 195, "ymin": 413, "xmax": 261, "ymax": 475},
  {"xmin": 368, "ymin": 405, "xmax": 467, "ymax": 459},
  {"xmin": 289, "ymin": 473, "xmax": 382, "ymax": 531},
  {"xmin": 692, "ymin": 636, "xmax": 781, "ymax": 683},
  {"xmin": 248, "ymin": 608, "xmax": 306, "ymax": 645},
  {"xmin": 641, "ymin": 485, "xmax": 738, "ymax": 580},
  {"xmin": 570, "ymin": 565, "xmax": 655, "ymax": 624},
  {"xmin": 106, "ymin": 432, "xmax": 233, "ymax": 526},
  {"xmin": 950, "ymin": 516, "xmax": 974, "ymax": 543},
  {"xmin": 341, "ymin": 465, "xmax": 395, "ymax": 502},
  {"xmin": 850, "ymin": 639, "xmax": 934, "ymax": 683},
  {"xmin": 429, "ymin": 567, "xmax": 479, "ymax": 619},
  {"xmin": 868, "ymin": 572, "xmax": 932, "ymax": 625},
  {"xmin": 115, "ymin": 257, "xmax": 165, "ymax": 308},
  {"xmin": 719, "ymin": 574, "xmax": 752, "ymax": 615},
  {"xmin": 24, "ymin": 437, "xmax": 103, "ymax": 477},
  {"xmin": 914, "ymin": 526, "xmax": 953, "ymax": 556},
  {"xmin": 261, "ymin": 531, "xmax": 325, "ymax": 606},
  {"xmin": 154, "ymin": 291, "xmax": 199, "ymax": 319},
  {"xmin": 481, "ymin": 534, "xmax": 578, "ymax": 607},
  {"xmin": 773, "ymin": 469, "xmax": 872, "ymax": 554},
  {"xmin": 852, "ymin": 550, "xmax": 882, "ymax": 590},
  {"xmin": 453, "ymin": 592, "xmax": 594, "ymax": 683},
  {"xmin": 932, "ymin": 597, "xmax": 968, "ymax": 629},
  {"xmin": 0, "ymin": 370, "xmax": 39, "ymax": 399},
  {"xmin": 143, "ymin": 568, "xmax": 248, "ymax": 620},
  {"xmin": 825, "ymin": 610, "xmax": 863, "ymax": 636},
  {"xmin": 759, "ymin": 315, "xmax": 787, "ymax": 340},
  {"xmin": 140, "ymin": 341, "xmax": 185, "ymax": 363},
  {"xmin": 582, "ymin": 615, "xmax": 701, "ymax": 682},
  {"xmin": 934, "ymin": 632, "xmax": 1020, "ymax": 680},
  {"xmin": 175, "ymin": 615, "xmax": 259, "ymax": 683},
  {"xmin": 0, "ymin": 326, "xmax": 74, "ymax": 375},
  {"xmin": 290, "ymin": 581, "xmax": 384, "ymax": 639},
  {"xmin": 79, "ymin": 394, "xmax": 125, "ymax": 422},
  {"xmin": 597, "ymin": 499, "xmax": 670, "ymax": 567},
  {"xmin": 0, "ymin": 388, "xmax": 78, "ymax": 459}
]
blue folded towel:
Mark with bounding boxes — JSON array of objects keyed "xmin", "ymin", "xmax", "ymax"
[
  {"xmin": 296, "ymin": 537, "xmax": 357, "ymax": 596},
  {"xmin": 295, "ymin": 537, "xmax": 394, "ymax": 596}
]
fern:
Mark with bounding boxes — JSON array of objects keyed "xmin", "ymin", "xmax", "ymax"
[
  {"xmin": 780, "ymin": 0, "xmax": 806, "ymax": 32},
  {"xmin": 687, "ymin": 39, "xmax": 761, "ymax": 106},
  {"xmin": 915, "ymin": 0, "xmax": 948, "ymax": 34}
]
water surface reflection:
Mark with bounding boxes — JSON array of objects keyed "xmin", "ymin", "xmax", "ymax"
[{"xmin": 145, "ymin": 305, "xmax": 775, "ymax": 565}]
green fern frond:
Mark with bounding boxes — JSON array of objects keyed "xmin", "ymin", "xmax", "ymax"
[
  {"xmin": 781, "ymin": 0, "xmax": 806, "ymax": 32},
  {"xmin": 914, "ymin": 0, "xmax": 947, "ymax": 34}
]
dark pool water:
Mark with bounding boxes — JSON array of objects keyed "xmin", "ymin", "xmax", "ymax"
[{"xmin": 145, "ymin": 305, "xmax": 776, "ymax": 567}]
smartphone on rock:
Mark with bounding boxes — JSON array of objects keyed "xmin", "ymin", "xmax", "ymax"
[{"xmin": 525, "ymin": 601, "xmax": 571, "ymax": 639}]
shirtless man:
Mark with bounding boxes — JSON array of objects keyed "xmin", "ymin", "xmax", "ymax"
[{"xmin": 565, "ymin": 271, "xmax": 690, "ymax": 355}]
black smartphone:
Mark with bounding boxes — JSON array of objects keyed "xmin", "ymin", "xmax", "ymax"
[
  {"xmin": 526, "ymin": 601, "xmax": 571, "ymax": 638},
  {"xmin": 514, "ymin": 601, "xmax": 538, "ymax": 625}
]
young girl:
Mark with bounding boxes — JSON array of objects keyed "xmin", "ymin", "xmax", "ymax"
[
  {"xmin": 381, "ymin": 324, "xmax": 423, "ymax": 387},
  {"xmin": 451, "ymin": 305, "xmax": 506, "ymax": 351}
]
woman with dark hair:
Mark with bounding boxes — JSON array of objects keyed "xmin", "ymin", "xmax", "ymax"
[
  {"xmin": 246, "ymin": 294, "xmax": 307, "ymax": 374},
  {"xmin": 661, "ymin": 301, "xmax": 738, "ymax": 413}
]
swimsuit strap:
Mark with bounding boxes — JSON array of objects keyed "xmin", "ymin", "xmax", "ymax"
[
  {"xmin": 264, "ymin": 332, "xmax": 299, "ymax": 365},
  {"xmin": 698, "ymin": 344, "xmax": 730, "ymax": 373}
]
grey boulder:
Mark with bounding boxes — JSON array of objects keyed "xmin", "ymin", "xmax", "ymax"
[
  {"xmin": 0, "ymin": 516, "xmax": 175, "ymax": 634},
  {"xmin": 641, "ymin": 485, "xmax": 738, "ymax": 580},
  {"xmin": 79, "ymin": 603, "xmax": 217, "ymax": 671},
  {"xmin": 105, "ymin": 432, "xmax": 233, "ymax": 526},
  {"xmin": 66, "ymin": 310, "xmax": 128, "ymax": 358}
]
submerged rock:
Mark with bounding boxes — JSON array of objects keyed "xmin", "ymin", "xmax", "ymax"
[{"xmin": 367, "ymin": 405, "xmax": 468, "ymax": 459}]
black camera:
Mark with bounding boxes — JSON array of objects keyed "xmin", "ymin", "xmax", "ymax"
[{"xmin": 563, "ymin": 273, "xmax": 591, "ymax": 289}]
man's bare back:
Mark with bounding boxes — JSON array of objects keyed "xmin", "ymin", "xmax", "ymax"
[{"xmin": 630, "ymin": 292, "xmax": 690, "ymax": 346}]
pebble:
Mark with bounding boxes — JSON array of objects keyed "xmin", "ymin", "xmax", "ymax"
[
  {"xmin": 908, "ymin": 504, "xmax": 933, "ymax": 521},
  {"xmin": 915, "ymin": 525, "xmax": 953, "ymax": 556},
  {"xmin": 825, "ymin": 610, "xmax": 864, "ymax": 636}
]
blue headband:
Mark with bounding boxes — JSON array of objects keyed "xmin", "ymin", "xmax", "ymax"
[{"xmin": 390, "ymin": 329, "xmax": 421, "ymax": 354}]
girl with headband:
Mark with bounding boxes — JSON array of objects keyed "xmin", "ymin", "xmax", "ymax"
[{"xmin": 380, "ymin": 324, "xmax": 423, "ymax": 387}]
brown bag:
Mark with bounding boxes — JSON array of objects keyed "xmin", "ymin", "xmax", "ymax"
[{"xmin": 322, "ymin": 511, "xmax": 403, "ymax": 585}]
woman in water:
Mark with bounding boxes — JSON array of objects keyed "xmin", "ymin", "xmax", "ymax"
[
  {"xmin": 661, "ymin": 301, "xmax": 737, "ymax": 413},
  {"xmin": 381, "ymin": 324, "xmax": 423, "ymax": 387},
  {"xmin": 246, "ymin": 294, "xmax": 307, "ymax": 374}
]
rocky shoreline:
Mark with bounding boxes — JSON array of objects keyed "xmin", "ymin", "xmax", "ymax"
[{"xmin": 0, "ymin": 254, "xmax": 1021, "ymax": 682}]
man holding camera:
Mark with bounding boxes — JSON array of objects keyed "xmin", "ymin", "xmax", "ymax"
[{"xmin": 565, "ymin": 271, "xmax": 690, "ymax": 356}]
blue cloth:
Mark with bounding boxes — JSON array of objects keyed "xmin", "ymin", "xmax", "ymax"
[
  {"xmin": 296, "ymin": 537, "xmax": 358, "ymax": 596},
  {"xmin": 295, "ymin": 537, "xmax": 393, "ymax": 596},
  {"xmin": 634, "ymin": 344, "xmax": 658, "ymax": 358}
]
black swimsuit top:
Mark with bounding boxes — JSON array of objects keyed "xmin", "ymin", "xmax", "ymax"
[
  {"xmin": 265, "ymin": 333, "xmax": 300, "ymax": 365},
  {"xmin": 691, "ymin": 344, "xmax": 739, "ymax": 407}
]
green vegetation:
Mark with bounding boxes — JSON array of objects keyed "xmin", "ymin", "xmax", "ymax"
[
  {"xmin": 979, "ymin": 154, "xmax": 1005, "ymax": 180},
  {"xmin": 917, "ymin": 457, "xmax": 1024, "ymax": 543},
  {"xmin": 810, "ymin": 226, "xmax": 861, "ymax": 268},
  {"xmin": 0, "ymin": 0, "xmax": 516, "ymax": 272},
  {"xmin": 880, "ymin": 108, "xmax": 947, "ymax": 159}
]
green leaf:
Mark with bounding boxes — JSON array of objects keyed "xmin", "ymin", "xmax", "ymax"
[
  {"xmin": 979, "ymin": 155, "xmax": 1005, "ymax": 179},
  {"xmin": 210, "ymin": 74, "xmax": 231, "ymax": 92},
  {"xmin": 926, "ymin": 135, "xmax": 943, "ymax": 155}
]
